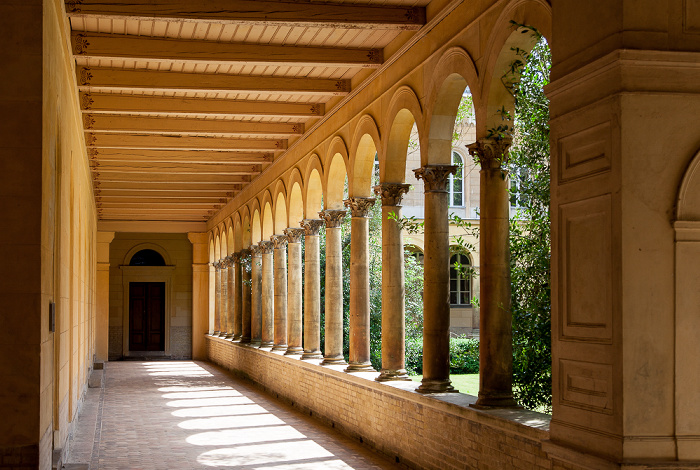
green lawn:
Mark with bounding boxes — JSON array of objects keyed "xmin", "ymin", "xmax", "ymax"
[{"xmin": 411, "ymin": 374, "xmax": 479, "ymax": 395}]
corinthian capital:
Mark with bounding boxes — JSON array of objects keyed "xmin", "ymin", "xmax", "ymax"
[
  {"xmin": 249, "ymin": 245, "xmax": 261, "ymax": 257},
  {"xmin": 373, "ymin": 183, "xmax": 411, "ymax": 207},
  {"xmin": 259, "ymin": 240, "xmax": 273, "ymax": 254},
  {"xmin": 319, "ymin": 210, "xmax": 347, "ymax": 228},
  {"xmin": 271, "ymin": 235, "xmax": 288, "ymax": 249},
  {"xmin": 300, "ymin": 219, "xmax": 324, "ymax": 236},
  {"xmin": 413, "ymin": 165, "xmax": 457, "ymax": 192},
  {"xmin": 344, "ymin": 197, "xmax": 375, "ymax": 218},
  {"xmin": 467, "ymin": 138, "xmax": 512, "ymax": 170},
  {"xmin": 284, "ymin": 228, "xmax": 305, "ymax": 244}
]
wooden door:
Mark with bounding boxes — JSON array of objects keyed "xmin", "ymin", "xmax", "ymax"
[{"xmin": 129, "ymin": 282, "xmax": 165, "ymax": 351}]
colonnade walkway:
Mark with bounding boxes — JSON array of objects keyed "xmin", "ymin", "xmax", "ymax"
[{"xmin": 64, "ymin": 361, "xmax": 399, "ymax": 470}]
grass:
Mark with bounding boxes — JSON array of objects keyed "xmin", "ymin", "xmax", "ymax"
[{"xmin": 410, "ymin": 374, "xmax": 479, "ymax": 395}]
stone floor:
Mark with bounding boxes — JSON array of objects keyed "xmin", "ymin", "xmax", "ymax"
[{"xmin": 64, "ymin": 361, "xmax": 401, "ymax": 470}]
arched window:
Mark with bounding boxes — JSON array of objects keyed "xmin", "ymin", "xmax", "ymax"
[
  {"xmin": 450, "ymin": 151, "xmax": 464, "ymax": 207},
  {"xmin": 405, "ymin": 245, "xmax": 424, "ymax": 266},
  {"xmin": 129, "ymin": 249, "xmax": 166, "ymax": 266},
  {"xmin": 449, "ymin": 252, "xmax": 471, "ymax": 306}
]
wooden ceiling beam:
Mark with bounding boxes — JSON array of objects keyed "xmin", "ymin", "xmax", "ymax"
[
  {"xmin": 94, "ymin": 162, "xmax": 261, "ymax": 175},
  {"xmin": 98, "ymin": 202, "xmax": 224, "ymax": 210},
  {"xmin": 65, "ymin": 0, "xmax": 425, "ymax": 30},
  {"xmin": 80, "ymin": 93, "xmax": 324, "ymax": 118},
  {"xmin": 91, "ymin": 149, "xmax": 272, "ymax": 164},
  {"xmin": 95, "ymin": 182, "xmax": 240, "ymax": 191},
  {"xmin": 94, "ymin": 172, "xmax": 250, "ymax": 183},
  {"xmin": 72, "ymin": 32, "xmax": 383, "ymax": 68},
  {"xmin": 87, "ymin": 133, "xmax": 285, "ymax": 151},
  {"xmin": 77, "ymin": 67, "xmax": 350, "ymax": 96},
  {"xmin": 97, "ymin": 195, "xmax": 228, "ymax": 202},
  {"xmin": 84, "ymin": 114, "xmax": 303, "ymax": 137}
]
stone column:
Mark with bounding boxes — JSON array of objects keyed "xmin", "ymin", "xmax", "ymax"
[
  {"xmin": 259, "ymin": 240, "xmax": 274, "ymax": 348},
  {"xmin": 231, "ymin": 253, "xmax": 242, "ymax": 341},
  {"xmin": 214, "ymin": 261, "xmax": 221, "ymax": 335},
  {"xmin": 467, "ymin": 139, "xmax": 517, "ymax": 408},
  {"xmin": 374, "ymin": 183, "xmax": 411, "ymax": 381},
  {"xmin": 219, "ymin": 258, "xmax": 229, "ymax": 337},
  {"xmin": 271, "ymin": 235, "xmax": 288, "ymax": 351},
  {"xmin": 414, "ymin": 165, "xmax": 457, "ymax": 393},
  {"xmin": 284, "ymin": 228, "xmax": 305, "ymax": 355},
  {"xmin": 343, "ymin": 197, "xmax": 376, "ymax": 372},
  {"xmin": 240, "ymin": 249, "xmax": 252, "ymax": 344},
  {"xmin": 250, "ymin": 246, "xmax": 262, "ymax": 346},
  {"xmin": 188, "ymin": 232, "xmax": 210, "ymax": 360},
  {"xmin": 320, "ymin": 210, "xmax": 347, "ymax": 365},
  {"xmin": 225, "ymin": 255, "xmax": 235, "ymax": 339},
  {"xmin": 300, "ymin": 220, "xmax": 324, "ymax": 360}
]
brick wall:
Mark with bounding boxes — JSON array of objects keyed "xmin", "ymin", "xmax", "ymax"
[{"xmin": 207, "ymin": 336, "xmax": 568, "ymax": 470}]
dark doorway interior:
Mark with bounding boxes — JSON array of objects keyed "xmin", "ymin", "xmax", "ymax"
[{"xmin": 129, "ymin": 282, "xmax": 165, "ymax": 351}]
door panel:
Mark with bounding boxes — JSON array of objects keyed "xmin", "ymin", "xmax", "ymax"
[{"xmin": 129, "ymin": 282, "xmax": 165, "ymax": 351}]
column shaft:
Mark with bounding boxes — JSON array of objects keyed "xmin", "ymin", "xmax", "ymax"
[
  {"xmin": 226, "ymin": 258, "xmax": 234, "ymax": 338},
  {"xmin": 469, "ymin": 140, "xmax": 517, "ymax": 408},
  {"xmin": 375, "ymin": 184, "xmax": 411, "ymax": 381},
  {"xmin": 240, "ymin": 251, "xmax": 252, "ymax": 343},
  {"xmin": 415, "ymin": 166, "xmax": 457, "ymax": 393},
  {"xmin": 220, "ymin": 263, "xmax": 228, "ymax": 336},
  {"xmin": 344, "ymin": 198, "xmax": 375, "ymax": 372},
  {"xmin": 214, "ymin": 264, "xmax": 221, "ymax": 335},
  {"xmin": 301, "ymin": 220, "xmax": 324, "ymax": 360},
  {"xmin": 232, "ymin": 254, "xmax": 242, "ymax": 340},
  {"xmin": 272, "ymin": 236, "xmax": 288, "ymax": 351},
  {"xmin": 285, "ymin": 228, "xmax": 305, "ymax": 355},
  {"xmin": 250, "ymin": 247, "xmax": 262, "ymax": 346},
  {"xmin": 260, "ymin": 241, "xmax": 274, "ymax": 348},
  {"xmin": 320, "ymin": 210, "xmax": 346, "ymax": 365}
]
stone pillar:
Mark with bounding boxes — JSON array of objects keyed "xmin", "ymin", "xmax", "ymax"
[
  {"xmin": 271, "ymin": 235, "xmax": 288, "ymax": 351},
  {"xmin": 96, "ymin": 231, "xmax": 115, "ymax": 362},
  {"xmin": 300, "ymin": 220, "xmax": 324, "ymax": 360},
  {"xmin": 213, "ymin": 261, "xmax": 221, "ymax": 335},
  {"xmin": 188, "ymin": 233, "xmax": 210, "ymax": 360},
  {"xmin": 374, "ymin": 184, "xmax": 411, "ymax": 381},
  {"xmin": 259, "ymin": 241, "xmax": 274, "ymax": 348},
  {"xmin": 468, "ymin": 139, "xmax": 517, "ymax": 408},
  {"xmin": 250, "ymin": 246, "xmax": 262, "ymax": 346},
  {"xmin": 231, "ymin": 252, "xmax": 242, "ymax": 341},
  {"xmin": 225, "ymin": 255, "xmax": 235, "ymax": 339},
  {"xmin": 219, "ymin": 259, "xmax": 229, "ymax": 337},
  {"xmin": 414, "ymin": 165, "xmax": 457, "ymax": 393},
  {"xmin": 320, "ymin": 210, "xmax": 347, "ymax": 365},
  {"xmin": 240, "ymin": 249, "xmax": 252, "ymax": 344},
  {"xmin": 284, "ymin": 228, "xmax": 305, "ymax": 355},
  {"xmin": 343, "ymin": 197, "xmax": 376, "ymax": 372}
]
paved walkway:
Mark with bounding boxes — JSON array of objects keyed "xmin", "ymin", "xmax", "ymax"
[{"xmin": 65, "ymin": 361, "xmax": 400, "ymax": 470}]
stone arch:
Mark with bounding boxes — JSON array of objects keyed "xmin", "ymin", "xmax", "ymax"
[
  {"xmin": 209, "ymin": 238, "xmax": 215, "ymax": 263},
  {"xmin": 250, "ymin": 198, "xmax": 262, "ymax": 245},
  {"xmin": 273, "ymin": 180, "xmax": 288, "ymax": 235},
  {"xmin": 480, "ymin": 0, "xmax": 552, "ymax": 134},
  {"xmin": 214, "ymin": 234, "xmax": 221, "ymax": 261},
  {"xmin": 219, "ymin": 224, "xmax": 228, "ymax": 259},
  {"xmin": 382, "ymin": 85, "xmax": 424, "ymax": 183},
  {"xmin": 304, "ymin": 154, "xmax": 324, "ymax": 219},
  {"xmin": 241, "ymin": 209, "xmax": 252, "ymax": 249},
  {"xmin": 677, "ymin": 148, "xmax": 700, "ymax": 220},
  {"xmin": 261, "ymin": 190, "xmax": 274, "ymax": 240},
  {"xmin": 232, "ymin": 212, "xmax": 243, "ymax": 252},
  {"xmin": 123, "ymin": 243, "xmax": 173, "ymax": 266},
  {"xmin": 349, "ymin": 114, "xmax": 381, "ymax": 197},
  {"xmin": 424, "ymin": 47, "xmax": 480, "ymax": 165},
  {"xmin": 287, "ymin": 168, "xmax": 304, "ymax": 228},
  {"xmin": 325, "ymin": 136, "xmax": 350, "ymax": 210},
  {"xmin": 226, "ymin": 219, "xmax": 234, "ymax": 255}
]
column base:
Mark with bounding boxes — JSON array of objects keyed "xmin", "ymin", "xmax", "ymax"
[
  {"xmin": 249, "ymin": 340, "xmax": 261, "ymax": 347},
  {"xmin": 271, "ymin": 344, "xmax": 288, "ymax": 352},
  {"xmin": 345, "ymin": 362, "xmax": 376, "ymax": 373},
  {"xmin": 301, "ymin": 350, "xmax": 323, "ymax": 360},
  {"xmin": 239, "ymin": 336, "xmax": 251, "ymax": 344},
  {"xmin": 284, "ymin": 347, "xmax": 303, "ymax": 356},
  {"xmin": 470, "ymin": 391, "xmax": 520, "ymax": 409},
  {"xmin": 213, "ymin": 330, "xmax": 221, "ymax": 336},
  {"xmin": 376, "ymin": 369, "xmax": 411, "ymax": 382},
  {"xmin": 224, "ymin": 333, "xmax": 234, "ymax": 339},
  {"xmin": 233, "ymin": 334, "xmax": 242, "ymax": 341},
  {"xmin": 321, "ymin": 355, "xmax": 347, "ymax": 366},
  {"xmin": 417, "ymin": 379, "xmax": 458, "ymax": 393},
  {"xmin": 259, "ymin": 341, "xmax": 274, "ymax": 349}
]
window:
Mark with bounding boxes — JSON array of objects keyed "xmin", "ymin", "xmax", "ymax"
[
  {"xmin": 449, "ymin": 151, "xmax": 464, "ymax": 207},
  {"xmin": 129, "ymin": 249, "xmax": 166, "ymax": 266},
  {"xmin": 405, "ymin": 245, "xmax": 424, "ymax": 266},
  {"xmin": 449, "ymin": 253, "xmax": 471, "ymax": 306},
  {"xmin": 509, "ymin": 167, "xmax": 527, "ymax": 209}
]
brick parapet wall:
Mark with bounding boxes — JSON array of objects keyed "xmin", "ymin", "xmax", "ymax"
[{"xmin": 207, "ymin": 336, "xmax": 566, "ymax": 470}]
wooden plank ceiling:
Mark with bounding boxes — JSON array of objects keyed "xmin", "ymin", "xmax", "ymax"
[{"xmin": 66, "ymin": 0, "xmax": 428, "ymax": 222}]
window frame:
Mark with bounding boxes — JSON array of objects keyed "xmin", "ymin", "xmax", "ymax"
[
  {"xmin": 449, "ymin": 150, "xmax": 465, "ymax": 208},
  {"xmin": 449, "ymin": 252, "xmax": 472, "ymax": 307}
]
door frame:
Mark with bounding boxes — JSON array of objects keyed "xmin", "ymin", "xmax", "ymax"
[{"xmin": 120, "ymin": 265, "xmax": 175, "ymax": 357}]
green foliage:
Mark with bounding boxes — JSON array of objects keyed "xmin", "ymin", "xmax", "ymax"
[{"xmin": 405, "ymin": 336, "xmax": 480, "ymax": 376}]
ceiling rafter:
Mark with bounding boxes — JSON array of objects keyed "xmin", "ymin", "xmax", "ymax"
[
  {"xmin": 72, "ymin": 32, "xmax": 383, "ymax": 68},
  {"xmin": 86, "ymin": 133, "xmax": 287, "ymax": 152},
  {"xmin": 65, "ymin": 0, "xmax": 426, "ymax": 30},
  {"xmin": 90, "ymin": 149, "xmax": 273, "ymax": 164}
]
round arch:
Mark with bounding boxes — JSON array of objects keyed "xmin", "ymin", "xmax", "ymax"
[
  {"xmin": 677, "ymin": 148, "xmax": 700, "ymax": 220},
  {"xmin": 349, "ymin": 114, "xmax": 381, "ymax": 197},
  {"xmin": 382, "ymin": 85, "xmax": 424, "ymax": 183},
  {"xmin": 286, "ymin": 167, "xmax": 304, "ymax": 228},
  {"xmin": 250, "ymin": 198, "xmax": 262, "ymax": 245},
  {"xmin": 272, "ymin": 180, "xmax": 288, "ymax": 235},
  {"xmin": 232, "ymin": 212, "xmax": 243, "ymax": 252},
  {"xmin": 123, "ymin": 243, "xmax": 173, "ymax": 266},
  {"xmin": 325, "ymin": 136, "xmax": 350, "ymax": 209},
  {"xmin": 303, "ymin": 154, "xmax": 324, "ymax": 219}
]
